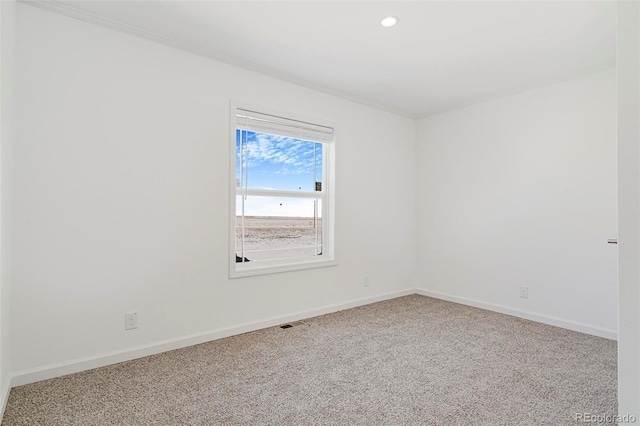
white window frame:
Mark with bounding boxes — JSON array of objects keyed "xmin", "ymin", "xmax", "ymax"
[{"xmin": 229, "ymin": 101, "xmax": 337, "ymax": 278}]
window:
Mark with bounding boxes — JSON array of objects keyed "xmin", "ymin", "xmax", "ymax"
[{"xmin": 229, "ymin": 103, "xmax": 336, "ymax": 277}]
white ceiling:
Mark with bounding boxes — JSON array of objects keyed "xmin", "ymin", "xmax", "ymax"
[{"xmin": 27, "ymin": 1, "xmax": 616, "ymax": 118}]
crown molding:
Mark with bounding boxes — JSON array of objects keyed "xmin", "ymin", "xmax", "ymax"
[{"xmin": 18, "ymin": 0, "xmax": 417, "ymax": 120}]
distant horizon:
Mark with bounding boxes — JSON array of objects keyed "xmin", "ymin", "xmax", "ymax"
[{"xmin": 236, "ymin": 130, "xmax": 323, "ymax": 218}]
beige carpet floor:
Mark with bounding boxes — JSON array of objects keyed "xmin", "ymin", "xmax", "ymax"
[{"xmin": 2, "ymin": 295, "xmax": 617, "ymax": 425}]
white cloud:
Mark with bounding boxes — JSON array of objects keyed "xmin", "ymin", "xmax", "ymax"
[{"xmin": 237, "ymin": 132, "xmax": 320, "ymax": 176}]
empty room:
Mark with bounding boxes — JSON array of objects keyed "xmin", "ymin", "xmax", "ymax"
[{"xmin": 1, "ymin": 1, "xmax": 639, "ymax": 425}]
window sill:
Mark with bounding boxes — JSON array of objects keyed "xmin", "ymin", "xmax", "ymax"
[{"xmin": 230, "ymin": 258, "xmax": 338, "ymax": 279}]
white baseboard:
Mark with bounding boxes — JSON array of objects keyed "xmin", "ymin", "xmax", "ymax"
[
  {"xmin": 9, "ymin": 287, "xmax": 616, "ymax": 388},
  {"xmin": 1, "ymin": 376, "xmax": 10, "ymax": 421},
  {"xmin": 416, "ymin": 288, "xmax": 617, "ymax": 340},
  {"xmin": 11, "ymin": 288, "xmax": 415, "ymax": 387}
]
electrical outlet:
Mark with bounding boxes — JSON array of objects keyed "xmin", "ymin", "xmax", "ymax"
[
  {"xmin": 519, "ymin": 286, "xmax": 529, "ymax": 299},
  {"xmin": 363, "ymin": 275, "xmax": 370, "ymax": 287},
  {"xmin": 125, "ymin": 311, "xmax": 138, "ymax": 330}
]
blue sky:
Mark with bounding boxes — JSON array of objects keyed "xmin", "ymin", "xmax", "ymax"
[
  {"xmin": 236, "ymin": 130, "xmax": 323, "ymax": 217},
  {"xmin": 236, "ymin": 130, "xmax": 322, "ymax": 192}
]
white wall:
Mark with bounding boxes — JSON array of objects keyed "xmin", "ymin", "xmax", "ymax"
[
  {"xmin": 9, "ymin": 4, "xmax": 416, "ymax": 381},
  {"xmin": 415, "ymin": 69, "xmax": 617, "ymax": 338},
  {"xmin": 617, "ymin": 0, "xmax": 640, "ymax": 418},
  {"xmin": 0, "ymin": 0, "xmax": 15, "ymax": 414},
  {"xmin": 4, "ymin": 1, "xmax": 631, "ymax": 405}
]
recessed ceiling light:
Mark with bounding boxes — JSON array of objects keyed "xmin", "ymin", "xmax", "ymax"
[{"xmin": 381, "ymin": 16, "xmax": 399, "ymax": 28}]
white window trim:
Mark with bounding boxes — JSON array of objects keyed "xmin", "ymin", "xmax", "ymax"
[{"xmin": 228, "ymin": 100, "xmax": 337, "ymax": 278}]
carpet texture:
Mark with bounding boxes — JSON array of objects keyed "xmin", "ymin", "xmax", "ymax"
[{"xmin": 2, "ymin": 295, "xmax": 617, "ymax": 425}]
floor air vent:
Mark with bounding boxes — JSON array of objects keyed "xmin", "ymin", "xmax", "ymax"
[{"xmin": 280, "ymin": 321, "xmax": 305, "ymax": 329}]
